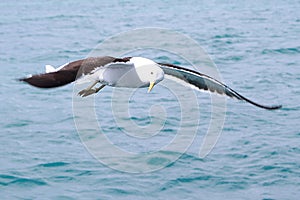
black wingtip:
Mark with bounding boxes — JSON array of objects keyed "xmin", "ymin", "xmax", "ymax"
[
  {"xmin": 18, "ymin": 76, "xmax": 34, "ymax": 85},
  {"xmin": 240, "ymin": 95, "xmax": 282, "ymax": 110},
  {"xmin": 265, "ymin": 104, "xmax": 282, "ymax": 110},
  {"xmin": 17, "ymin": 77, "xmax": 29, "ymax": 84},
  {"xmin": 18, "ymin": 77, "xmax": 27, "ymax": 82}
]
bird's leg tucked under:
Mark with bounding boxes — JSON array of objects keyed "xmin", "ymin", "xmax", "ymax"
[
  {"xmin": 78, "ymin": 81, "xmax": 105, "ymax": 97},
  {"xmin": 94, "ymin": 85, "xmax": 105, "ymax": 93}
]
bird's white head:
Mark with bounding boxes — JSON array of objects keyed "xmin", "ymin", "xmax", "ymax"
[{"xmin": 130, "ymin": 57, "xmax": 164, "ymax": 92}]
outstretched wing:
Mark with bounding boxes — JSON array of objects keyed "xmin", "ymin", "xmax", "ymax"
[
  {"xmin": 159, "ymin": 63, "xmax": 282, "ymax": 110},
  {"xmin": 19, "ymin": 59, "xmax": 84, "ymax": 88},
  {"xmin": 19, "ymin": 56, "xmax": 120, "ymax": 88}
]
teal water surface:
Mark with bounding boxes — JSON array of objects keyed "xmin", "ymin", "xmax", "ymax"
[{"xmin": 1, "ymin": 0, "xmax": 300, "ymax": 199}]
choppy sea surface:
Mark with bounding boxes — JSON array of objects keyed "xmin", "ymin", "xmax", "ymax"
[{"xmin": 1, "ymin": 1, "xmax": 300, "ymax": 199}]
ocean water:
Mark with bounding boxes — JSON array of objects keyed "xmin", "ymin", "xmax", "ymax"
[{"xmin": 1, "ymin": 0, "xmax": 300, "ymax": 199}]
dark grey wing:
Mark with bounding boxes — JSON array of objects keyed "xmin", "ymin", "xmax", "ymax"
[
  {"xmin": 19, "ymin": 56, "xmax": 117, "ymax": 88},
  {"xmin": 19, "ymin": 59, "xmax": 84, "ymax": 88},
  {"xmin": 159, "ymin": 63, "xmax": 282, "ymax": 110},
  {"xmin": 75, "ymin": 56, "xmax": 119, "ymax": 77}
]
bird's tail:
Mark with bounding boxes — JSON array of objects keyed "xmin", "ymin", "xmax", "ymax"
[{"xmin": 45, "ymin": 65, "xmax": 56, "ymax": 73}]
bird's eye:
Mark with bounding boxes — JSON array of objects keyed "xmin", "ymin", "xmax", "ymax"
[{"xmin": 150, "ymin": 72, "xmax": 153, "ymax": 75}]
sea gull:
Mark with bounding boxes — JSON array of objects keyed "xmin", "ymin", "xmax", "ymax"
[{"xmin": 19, "ymin": 56, "xmax": 282, "ymax": 110}]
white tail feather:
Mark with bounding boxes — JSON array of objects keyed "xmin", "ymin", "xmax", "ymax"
[
  {"xmin": 45, "ymin": 62, "xmax": 70, "ymax": 73},
  {"xmin": 45, "ymin": 65, "xmax": 56, "ymax": 73}
]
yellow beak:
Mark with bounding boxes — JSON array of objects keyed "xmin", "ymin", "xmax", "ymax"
[{"xmin": 147, "ymin": 82, "xmax": 155, "ymax": 93}]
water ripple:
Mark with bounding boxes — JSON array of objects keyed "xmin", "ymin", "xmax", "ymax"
[{"xmin": 0, "ymin": 174, "xmax": 48, "ymax": 187}]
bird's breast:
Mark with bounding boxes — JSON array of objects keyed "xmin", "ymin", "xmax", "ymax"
[{"xmin": 101, "ymin": 66, "xmax": 148, "ymax": 88}]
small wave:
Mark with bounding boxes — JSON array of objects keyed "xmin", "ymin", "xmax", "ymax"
[
  {"xmin": 280, "ymin": 106, "xmax": 300, "ymax": 111},
  {"xmin": 213, "ymin": 34, "xmax": 241, "ymax": 39},
  {"xmin": 20, "ymin": 14, "xmax": 88, "ymax": 25},
  {"xmin": 58, "ymin": 49, "xmax": 92, "ymax": 55},
  {"xmin": 176, "ymin": 175, "xmax": 214, "ymax": 183},
  {"xmin": 159, "ymin": 174, "xmax": 216, "ymax": 191},
  {"xmin": 221, "ymin": 55, "xmax": 244, "ymax": 61},
  {"xmin": 4, "ymin": 120, "xmax": 31, "ymax": 128},
  {"xmin": 0, "ymin": 174, "xmax": 16, "ymax": 186},
  {"xmin": 9, "ymin": 178, "xmax": 47, "ymax": 186},
  {"xmin": 147, "ymin": 157, "xmax": 171, "ymax": 166},
  {"xmin": 104, "ymin": 188, "xmax": 135, "ymax": 195},
  {"xmin": 0, "ymin": 174, "xmax": 47, "ymax": 187},
  {"xmin": 262, "ymin": 47, "xmax": 300, "ymax": 55},
  {"xmin": 38, "ymin": 161, "xmax": 69, "ymax": 168},
  {"xmin": 262, "ymin": 165, "xmax": 278, "ymax": 171},
  {"xmin": 262, "ymin": 179, "xmax": 282, "ymax": 187}
]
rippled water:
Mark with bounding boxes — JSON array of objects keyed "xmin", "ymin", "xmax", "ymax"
[{"xmin": 1, "ymin": 1, "xmax": 300, "ymax": 199}]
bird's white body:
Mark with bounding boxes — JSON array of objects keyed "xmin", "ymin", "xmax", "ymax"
[{"xmin": 76, "ymin": 57, "xmax": 164, "ymax": 88}]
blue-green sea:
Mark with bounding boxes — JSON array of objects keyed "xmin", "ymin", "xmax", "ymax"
[{"xmin": 1, "ymin": 1, "xmax": 300, "ymax": 199}]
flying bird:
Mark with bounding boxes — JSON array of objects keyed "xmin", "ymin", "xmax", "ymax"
[{"xmin": 19, "ymin": 56, "xmax": 282, "ymax": 110}]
